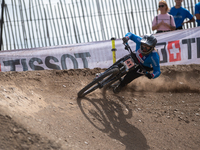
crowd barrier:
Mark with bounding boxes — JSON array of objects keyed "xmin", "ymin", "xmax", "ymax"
[{"xmin": 0, "ymin": 27, "xmax": 199, "ymax": 72}]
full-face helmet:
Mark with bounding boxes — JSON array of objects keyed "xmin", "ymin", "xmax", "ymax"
[{"xmin": 140, "ymin": 34, "xmax": 157, "ymax": 56}]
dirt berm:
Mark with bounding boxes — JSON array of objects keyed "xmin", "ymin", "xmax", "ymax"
[{"xmin": 0, "ymin": 64, "xmax": 200, "ymax": 150}]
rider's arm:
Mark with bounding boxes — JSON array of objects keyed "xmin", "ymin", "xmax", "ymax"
[
  {"xmin": 125, "ymin": 32, "xmax": 142, "ymax": 45},
  {"xmin": 151, "ymin": 52, "xmax": 161, "ymax": 79},
  {"xmin": 124, "ymin": 32, "xmax": 142, "ymax": 51}
]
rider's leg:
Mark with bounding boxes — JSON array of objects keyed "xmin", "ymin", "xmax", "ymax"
[
  {"xmin": 120, "ymin": 65, "xmax": 153, "ymax": 87},
  {"xmin": 113, "ymin": 67, "xmax": 143, "ymax": 93},
  {"xmin": 120, "ymin": 68, "xmax": 143, "ymax": 87}
]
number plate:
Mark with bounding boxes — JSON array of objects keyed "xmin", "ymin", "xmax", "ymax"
[{"xmin": 124, "ymin": 58, "xmax": 135, "ymax": 70}]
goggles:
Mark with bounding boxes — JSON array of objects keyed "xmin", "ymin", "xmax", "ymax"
[{"xmin": 141, "ymin": 44, "xmax": 151, "ymax": 52}]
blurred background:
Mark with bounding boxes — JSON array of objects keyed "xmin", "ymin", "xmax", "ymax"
[{"xmin": 0, "ymin": 0, "xmax": 199, "ymax": 50}]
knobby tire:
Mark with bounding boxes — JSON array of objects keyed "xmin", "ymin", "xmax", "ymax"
[{"xmin": 77, "ymin": 68, "xmax": 119, "ymax": 98}]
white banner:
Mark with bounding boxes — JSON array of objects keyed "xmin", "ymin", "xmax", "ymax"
[{"xmin": 0, "ymin": 27, "xmax": 199, "ymax": 72}]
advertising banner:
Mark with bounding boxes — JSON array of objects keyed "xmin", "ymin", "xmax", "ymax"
[{"xmin": 0, "ymin": 27, "xmax": 199, "ymax": 72}]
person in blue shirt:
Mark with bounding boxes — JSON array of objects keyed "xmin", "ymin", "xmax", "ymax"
[
  {"xmin": 113, "ymin": 33, "xmax": 161, "ymax": 93},
  {"xmin": 169, "ymin": 0, "xmax": 195, "ymax": 30},
  {"xmin": 195, "ymin": 2, "xmax": 200, "ymax": 26}
]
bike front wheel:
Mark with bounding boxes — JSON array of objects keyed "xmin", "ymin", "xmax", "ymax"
[{"xmin": 77, "ymin": 68, "xmax": 119, "ymax": 98}]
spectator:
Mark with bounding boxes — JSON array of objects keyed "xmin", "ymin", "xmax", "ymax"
[
  {"xmin": 169, "ymin": 0, "xmax": 195, "ymax": 30},
  {"xmin": 195, "ymin": 2, "xmax": 200, "ymax": 26},
  {"xmin": 152, "ymin": 0, "xmax": 176, "ymax": 33}
]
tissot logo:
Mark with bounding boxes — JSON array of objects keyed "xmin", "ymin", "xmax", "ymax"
[
  {"xmin": 167, "ymin": 40, "xmax": 181, "ymax": 62},
  {"xmin": 1, "ymin": 52, "xmax": 91, "ymax": 72}
]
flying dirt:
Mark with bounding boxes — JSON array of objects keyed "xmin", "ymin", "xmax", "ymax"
[{"xmin": 0, "ymin": 64, "xmax": 200, "ymax": 150}]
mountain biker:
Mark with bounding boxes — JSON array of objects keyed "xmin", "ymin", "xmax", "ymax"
[{"xmin": 113, "ymin": 33, "xmax": 161, "ymax": 93}]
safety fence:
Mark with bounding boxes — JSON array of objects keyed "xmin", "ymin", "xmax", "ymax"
[{"xmin": 0, "ymin": 0, "xmax": 199, "ymax": 50}]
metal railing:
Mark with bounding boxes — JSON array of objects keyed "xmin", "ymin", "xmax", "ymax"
[{"xmin": 0, "ymin": 0, "xmax": 199, "ymax": 50}]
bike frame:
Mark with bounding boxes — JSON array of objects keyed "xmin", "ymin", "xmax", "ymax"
[{"xmin": 98, "ymin": 43, "xmax": 146, "ymax": 88}]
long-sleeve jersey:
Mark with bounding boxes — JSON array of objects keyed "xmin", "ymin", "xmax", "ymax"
[{"xmin": 125, "ymin": 32, "xmax": 161, "ymax": 79}]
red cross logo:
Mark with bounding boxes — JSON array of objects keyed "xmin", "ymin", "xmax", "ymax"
[{"xmin": 167, "ymin": 40, "xmax": 181, "ymax": 62}]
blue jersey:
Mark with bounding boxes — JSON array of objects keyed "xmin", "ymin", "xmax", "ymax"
[
  {"xmin": 195, "ymin": 2, "xmax": 200, "ymax": 24},
  {"xmin": 169, "ymin": 6, "xmax": 193, "ymax": 28},
  {"xmin": 125, "ymin": 32, "xmax": 161, "ymax": 79}
]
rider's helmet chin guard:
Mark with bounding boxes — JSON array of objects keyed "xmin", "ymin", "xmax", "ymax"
[{"xmin": 140, "ymin": 34, "xmax": 157, "ymax": 56}]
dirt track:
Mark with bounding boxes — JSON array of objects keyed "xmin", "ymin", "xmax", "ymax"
[{"xmin": 0, "ymin": 64, "xmax": 200, "ymax": 150}]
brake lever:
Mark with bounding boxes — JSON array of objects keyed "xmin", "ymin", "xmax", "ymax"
[
  {"xmin": 123, "ymin": 43, "xmax": 129, "ymax": 50},
  {"xmin": 125, "ymin": 46, "xmax": 128, "ymax": 50}
]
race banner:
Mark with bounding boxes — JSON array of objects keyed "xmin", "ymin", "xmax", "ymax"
[
  {"xmin": 155, "ymin": 27, "xmax": 200, "ymax": 66},
  {"xmin": 0, "ymin": 27, "xmax": 199, "ymax": 72}
]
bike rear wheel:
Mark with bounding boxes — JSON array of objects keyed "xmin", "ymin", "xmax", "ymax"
[{"xmin": 77, "ymin": 68, "xmax": 119, "ymax": 98}]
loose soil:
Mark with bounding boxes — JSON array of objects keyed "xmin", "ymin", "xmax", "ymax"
[{"xmin": 0, "ymin": 64, "xmax": 200, "ymax": 150}]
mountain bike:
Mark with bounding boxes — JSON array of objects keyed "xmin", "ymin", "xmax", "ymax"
[{"xmin": 77, "ymin": 43, "xmax": 148, "ymax": 98}]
